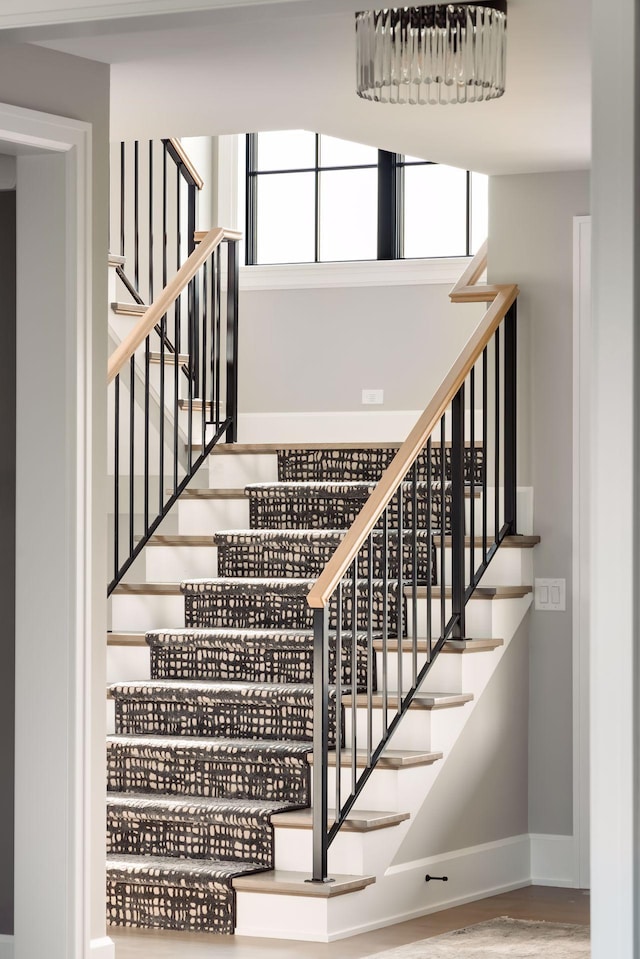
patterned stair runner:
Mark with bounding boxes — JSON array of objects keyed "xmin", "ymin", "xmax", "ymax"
[{"xmin": 106, "ymin": 445, "xmax": 482, "ymax": 934}]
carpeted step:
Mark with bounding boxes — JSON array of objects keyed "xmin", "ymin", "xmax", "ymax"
[
  {"xmin": 246, "ymin": 481, "xmax": 452, "ymax": 532},
  {"xmin": 147, "ymin": 627, "xmax": 372, "ymax": 688},
  {"xmin": 107, "ymin": 793, "xmax": 294, "ymax": 866},
  {"xmin": 214, "ymin": 528, "xmax": 436, "ymax": 582},
  {"xmin": 110, "ymin": 680, "xmax": 340, "ymax": 745},
  {"xmin": 276, "ymin": 446, "xmax": 483, "ymax": 484},
  {"xmin": 181, "ymin": 577, "xmax": 401, "ymax": 634},
  {"xmin": 107, "ymin": 735, "xmax": 312, "ymax": 803},
  {"xmin": 106, "ymin": 854, "xmax": 261, "ymax": 934}
]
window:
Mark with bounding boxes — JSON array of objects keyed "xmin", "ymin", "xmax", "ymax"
[{"xmin": 244, "ymin": 131, "xmax": 488, "ymax": 267}]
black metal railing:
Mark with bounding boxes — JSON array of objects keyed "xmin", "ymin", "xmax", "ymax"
[
  {"xmin": 306, "ymin": 293, "xmax": 518, "ymax": 882},
  {"xmin": 108, "ymin": 232, "xmax": 240, "ymax": 595},
  {"xmin": 114, "ymin": 138, "xmax": 201, "ymax": 305}
]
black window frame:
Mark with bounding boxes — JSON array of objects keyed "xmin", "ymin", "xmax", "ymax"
[{"xmin": 245, "ymin": 132, "xmax": 479, "ymax": 266}]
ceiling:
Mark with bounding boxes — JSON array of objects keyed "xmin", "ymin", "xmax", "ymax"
[{"xmin": 0, "ymin": 0, "xmax": 591, "ymax": 175}]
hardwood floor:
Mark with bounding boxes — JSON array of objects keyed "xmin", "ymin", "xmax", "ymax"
[{"xmin": 110, "ymin": 885, "xmax": 590, "ymax": 958}]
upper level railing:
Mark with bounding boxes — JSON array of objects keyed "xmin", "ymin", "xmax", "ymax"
[
  {"xmin": 306, "ymin": 240, "xmax": 519, "ymax": 882},
  {"xmin": 114, "ymin": 138, "xmax": 203, "ymax": 305},
  {"xmin": 108, "ymin": 225, "xmax": 241, "ymax": 595}
]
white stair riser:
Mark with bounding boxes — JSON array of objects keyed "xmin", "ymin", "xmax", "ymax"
[
  {"xmin": 208, "ymin": 453, "xmax": 279, "ymax": 488},
  {"xmin": 235, "ymin": 891, "xmax": 332, "ymax": 942},
  {"xmin": 438, "ymin": 545, "xmax": 532, "ymax": 587},
  {"xmin": 408, "ymin": 597, "xmax": 493, "ymax": 638},
  {"xmin": 314, "ymin": 762, "xmax": 440, "ymax": 814},
  {"xmin": 144, "ymin": 545, "xmax": 217, "ymax": 581},
  {"xmin": 110, "ymin": 593, "xmax": 184, "ymax": 632},
  {"xmin": 273, "ymin": 819, "xmax": 408, "ymax": 876},
  {"xmin": 107, "ymin": 645, "xmax": 151, "ymax": 684},
  {"xmin": 343, "ymin": 701, "xmax": 470, "ymax": 753},
  {"xmin": 177, "ymin": 497, "xmax": 249, "ymax": 534},
  {"xmin": 376, "ymin": 649, "xmax": 463, "ymax": 694}
]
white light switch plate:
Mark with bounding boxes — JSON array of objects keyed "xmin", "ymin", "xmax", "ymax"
[
  {"xmin": 362, "ymin": 389, "xmax": 384, "ymax": 405},
  {"xmin": 535, "ymin": 578, "xmax": 566, "ymax": 611}
]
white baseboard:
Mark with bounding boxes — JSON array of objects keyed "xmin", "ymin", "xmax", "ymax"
[
  {"xmin": 329, "ymin": 834, "xmax": 532, "ymax": 942},
  {"xmin": 237, "ymin": 411, "xmax": 423, "ymax": 444},
  {"xmin": 238, "ymin": 834, "xmax": 531, "ymax": 942},
  {"xmin": 530, "ymin": 834, "xmax": 577, "ymax": 887},
  {"xmin": 90, "ymin": 937, "xmax": 116, "ymax": 957},
  {"xmin": 0, "ymin": 935, "xmax": 13, "ymax": 959}
]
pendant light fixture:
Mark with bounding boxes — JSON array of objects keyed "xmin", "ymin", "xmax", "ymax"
[{"xmin": 356, "ymin": 2, "xmax": 507, "ymax": 105}]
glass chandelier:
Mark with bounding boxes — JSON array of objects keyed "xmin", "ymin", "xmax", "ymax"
[{"xmin": 356, "ymin": 2, "xmax": 507, "ymax": 105}]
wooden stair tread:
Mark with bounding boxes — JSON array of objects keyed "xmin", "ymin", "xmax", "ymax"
[
  {"xmin": 112, "ymin": 583, "xmax": 182, "ymax": 596},
  {"xmin": 373, "ymin": 638, "xmax": 504, "ymax": 654},
  {"xmin": 144, "ymin": 535, "xmax": 215, "ymax": 547},
  {"xmin": 178, "ymin": 399, "xmax": 214, "ymax": 412},
  {"xmin": 149, "ymin": 351, "xmax": 189, "ymax": 365},
  {"xmin": 232, "ymin": 869, "xmax": 375, "ymax": 898},
  {"xmin": 108, "ymin": 631, "xmax": 147, "ymax": 646},
  {"xmin": 307, "ymin": 749, "xmax": 443, "ymax": 769},
  {"xmin": 172, "ymin": 487, "xmax": 245, "ymax": 500},
  {"xmin": 341, "ymin": 691, "xmax": 473, "ymax": 710},
  {"xmin": 271, "ymin": 808, "xmax": 409, "ymax": 832},
  {"xmin": 433, "ymin": 535, "xmax": 540, "ymax": 548},
  {"xmin": 111, "ymin": 301, "xmax": 146, "ymax": 316},
  {"xmin": 210, "ymin": 442, "xmax": 484, "ymax": 454},
  {"xmin": 406, "ymin": 585, "xmax": 533, "ymax": 600}
]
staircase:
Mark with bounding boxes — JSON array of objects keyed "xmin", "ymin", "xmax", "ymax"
[
  {"xmin": 106, "ymin": 143, "xmax": 535, "ymax": 941},
  {"xmin": 106, "ymin": 441, "xmax": 536, "ymax": 939}
]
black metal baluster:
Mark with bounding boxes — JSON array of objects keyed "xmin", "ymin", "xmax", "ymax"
[
  {"xmin": 159, "ymin": 311, "xmax": 165, "ymax": 514},
  {"xmin": 482, "ymin": 348, "xmax": 488, "ymax": 562},
  {"xmin": 202, "ymin": 258, "xmax": 208, "ymax": 455},
  {"xmin": 426, "ymin": 437, "xmax": 433, "ymax": 661},
  {"xmin": 144, "ymin": 335, "xmax": 150, "ymax": 534},
  {"xmin": 114, "ymin": 375, "xmax": 120, "ymax": 581},
  {"xmin": 351, "ymin": 557, "xmax": 358, "ymax": 798},
  {"xmin": 382, "ymin": 509, "xmax": 389, "ymax": 735},
  {"xmin": 336, "ymin": 581, "xmax": 343, "ymax": 821},
  {"xmin": 470, "ymin": 365, "xmax": 476, "ymax": 585},
  {"xmin": 440, "ymin": 417, "xmax": 446, "ymax": 639},
  {"xmin": 174, "ymin": 299, "xmax": 180, "ymax": 495},
  {"xmin": 148, "ymin": 140, "xmax": 154, "ymax": 304},
  {"xmin": 396, "ymin": 484, "xmax": 403, "ymax": 709},
  {"xmin": 311, "ymin": 607, "xmax": 330, "ymax": 883},
  {"xmin": 120, "ymin": 142, "xmax": 125, "ymax": 258},
  {"xmin": 129, "ymin": 355, "xmax": 135, "ymax": 556},
  {"xmin": 504, "ymin": 302, "xmax": 518, "ymax": 534},
  {"xmin": 226, "ymin": 240, "xmax": 239, "ymax": 443},
  {"xmin": 134, "ymin": 140, "xmax": 139, "ymax": 292},
  {"xmin": 367, "ymin": 534, "xmax": 373, "ymax": 765},
  {"xmin": 411, "ymin": 460, "xmax": 418, "ymax": 688},
  {"xmin": 162, "ymin": 145, "xmax": 168, "ymax": 289},
  {"xmin": 494, "ymin": 326, "xmax": 500, "ymax": 544},
  {"xmin": 215, "ymin": 248, "xmax": 221, "ymax": 432},
  {"xmin": 451, "ymin": 385, "xmax": 466, "ymax": 639}
]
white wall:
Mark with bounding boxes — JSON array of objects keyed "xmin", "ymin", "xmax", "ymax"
[
  {"xmin": 590, "ymin": 0, "xmax": 640, "ymax": 953},
  {"xmin": 0, "ymin": 189, "xmax": 15, "ymax": 938},
  {"xmin": 393, "ymin": 619, "xmax": 530, "ymax": 865},
  {"xmin": 239, "ymin": 283, "xmax": 483, "ymax": 414},
  {"xmin": 0, "ymin": 42, "xmax": 110, "ymax": 953},
  {"xmin": 488, "ymin": 170, "xmax": 590, "ymax": 840}
]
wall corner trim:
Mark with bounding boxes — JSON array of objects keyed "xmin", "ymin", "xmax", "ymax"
[
  {"xmin": 90, "ymin": 936, "xmax": 116, "ymax": 957},
  {"xmin": 529, "ymin": 834, "xmax": 578, "ymax": 888}
]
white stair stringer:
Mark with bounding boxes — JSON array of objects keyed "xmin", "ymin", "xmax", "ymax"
[{"xmin": 234, "ymin": 589, "xmax": 532, "ymax": 942}]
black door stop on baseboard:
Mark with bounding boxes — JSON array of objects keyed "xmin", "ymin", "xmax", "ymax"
[{"xmin": 424, "ymin": 874, "xmax": 448, "ymax": 882}]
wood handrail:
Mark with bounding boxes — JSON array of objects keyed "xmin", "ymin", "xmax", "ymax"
[
  {"xmin": 107, "ymin": 226, "xmax": 242, "ymax": 385},
  {"xmin": 307, "ymin": 243, "xmax": 519, "ymax": 609},
  {"xmin": 167, "ymin": 137, "xmax": 205, "ymax": 191}
]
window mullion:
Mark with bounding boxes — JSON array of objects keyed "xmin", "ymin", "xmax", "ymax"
[
  {"xmin": 246, "ymin": 133, "xmax": 258, "ymax": 265},
  {"xmin": 377, "ymin": 150, "xmax": 398, "ymax": 260}
]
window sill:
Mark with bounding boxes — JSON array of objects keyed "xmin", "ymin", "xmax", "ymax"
[{"xmin": 239, "ymin": 257, "xmax": 473, "ymax": 291}]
